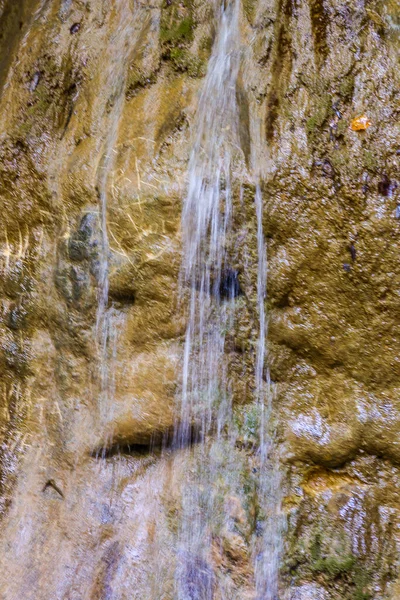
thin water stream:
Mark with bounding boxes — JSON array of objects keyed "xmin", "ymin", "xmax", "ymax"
[
  {"xmin": 253, "ymin": 184, "xmax": 283, "ymax": 600},
  {"xmin": 95, "ymin": 2, "xmax": 144, "ymax": 431},
  {"xmin": 176, "ymin": 0, "xmax": 283, "ymax": 597},
  {"xmin": 175, "ymin": 3, "xmax": 241, "ymax": 596}
]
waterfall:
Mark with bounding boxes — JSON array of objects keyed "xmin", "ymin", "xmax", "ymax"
[
  {"xmin": 175, "ymin": 0, "xmax": 242, "ymax": 597},
  {"xmin": 178, "ymin": 0, "xmax": 241, "ymax": 445},
  {"xmin": 176, "ymin": 0, "xmax": 279, "ymax": 600},
  {"xmin": 96, "ymin": 92, "xmax": 125, "ymax": 427},
  {"xmin": 94, "ymin": 4, "xmax": 139, "ymax": 427},
  {"xmin": 176, "ymin": 0, "xmax": 282, "ymax": 597},
  {"xmin": 253, "ymin": 184, "xmax": 283, "ymax": 600}
]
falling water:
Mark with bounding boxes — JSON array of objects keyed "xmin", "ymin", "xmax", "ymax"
[
  {"xmin": 178, "ymin": 0, "xmax": 241, "ymax": 442},
  {"xmin": 96, "ymin": 98, "xmax": 123, "ymax": 425},
  {"xmin": 94, "ymin": 4, "xmax": 140, "ymax": 426},
  {"xmin": 176, "ymin": 0, "xmax": 283, "ymax": 597},
  {"xmin": 253, "ymin": 184, "xmax": 283, "ymax": 600},
  {"xmin": 176, "ymin": 0, "xmax": 242, "ymax": 597}
]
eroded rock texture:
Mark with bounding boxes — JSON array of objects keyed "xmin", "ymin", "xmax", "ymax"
[{"xmin": 0, "ymin": 0, "xmax": 399, "ymax": 598}]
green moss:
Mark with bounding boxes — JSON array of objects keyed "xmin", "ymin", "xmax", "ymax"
[
  {"xmin": 330, "ymin": 149, "xmax": 349, "ymax": 171},
  {"xmin": 169, "ymin": 48, "xmax": 204, "ymax": 77},
  {"xmin": 353, "ymin": 566, "xmax": 373, "ymax": 600},
  {"xmin": 310, "ymin": 532, "xmax": 322, "ymax": 561},
  {"xmin": 302, "ymin": 531, "xmax": 374, "ymax": 597},
  {"xmin": 160, "ymin": 16, "xmax": 194, "ymax": 46},
  {"xmin": 308, "ymin": 531, "xmax": 359, "ymax": 579},
  {"xmin": 312, "ymin": 554, "xmax": 355, "ymax": 576},
  {"xmin": 159, "ymin": 0, "xmax": 198, "ymax": 74},
  {"xmin": 234, "ymin": 403, "xmax": 262, "ymax": 446},
  {"xmin": 243, "ymin": 406, "xmax": 261, "ymax": 440},
  {"xmin": 339, "ymin": 76, "xmax": 354, "ymax": 99},
  {"xmin": 306, "ymin": 106, "xmax": 327, "ymax": 133},
  {"xmin": 306, "ymin": 115, "xmax": 318, "ymax": 134},
  {"xmin": 362, "ymin": 149, "xmax": 378, "ymax": 171},
  {"xmin": 336, "ymin": 118, "xmax": 348, "ymax": 136},
  {"xmin": 199, "ymin": 34, "xmax": 213, "ymax": 54},
  {"xmin": 305, "ymin": 95, "xmax": 331, "ymax": 142},
  {"xmin": 159, "ymin": 2, "xmax": 199, "ymax": 76}
]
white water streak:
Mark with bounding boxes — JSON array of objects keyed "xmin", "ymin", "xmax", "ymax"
[{"xmin": 176, "ymin": 1, "xmax": 241, "ymax": 598}]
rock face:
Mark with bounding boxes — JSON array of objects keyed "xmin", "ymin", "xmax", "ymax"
[{"xmin": 0, "ymin": 0, "xmax": 399, "ymax": 598}]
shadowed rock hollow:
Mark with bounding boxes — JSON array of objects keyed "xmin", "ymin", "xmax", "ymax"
[{"xmin": 0, "ymin": 0, "xmax": 399, "ymax": 598}]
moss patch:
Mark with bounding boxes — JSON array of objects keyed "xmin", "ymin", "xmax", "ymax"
[
  {"xmin": 311, "ymin": 554, "xmax": 355, "ymax": 577},
  {"xmin": 305, "ymin": 95, "xmax": 331, "ymax": 140},
  {"xmin": 160, "ymin": 0, "xmax": 195, "ymax": 47},
  {"xmin": 159, "ymin": 1, "xmax": 206, "ymax": 76},
  {"xmin": 169, "ymin": 48, "xmax": 204, "ymax": 77}
]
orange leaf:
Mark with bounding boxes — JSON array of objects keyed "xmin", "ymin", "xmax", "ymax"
[{"xmin": 350, "ymin": 115, "xmax": 371, "ymax": 131}]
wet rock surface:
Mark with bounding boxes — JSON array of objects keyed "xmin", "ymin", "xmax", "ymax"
[{"xmin": 0, "ymin": 0, "xmax": 399, "ymax": 598}]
